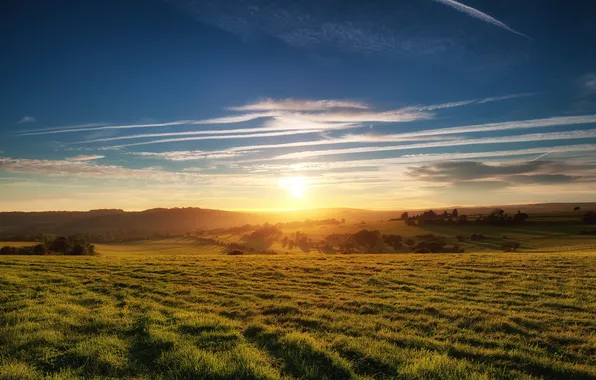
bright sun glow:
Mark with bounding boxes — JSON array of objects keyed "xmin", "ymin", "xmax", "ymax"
[{"xmin": 278, "ymin": 177, "xmax": 307, "ymax": 199}]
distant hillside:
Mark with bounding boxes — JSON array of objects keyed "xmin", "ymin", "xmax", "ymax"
[
  {"xmin": 256, "ymin": 203, "xmax": 596, "ymax": 223},
  {"xmin": 1, "ymin": 203, "xmax": 593, "ymax": 239},
  {"xmin": 0, "ymin": 208, "xmax": 266, "ymax": 238}
]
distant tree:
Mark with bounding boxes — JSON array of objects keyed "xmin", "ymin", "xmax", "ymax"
[
  {"xmin": 349, "ymin": 230, "xmax": 381, "ymax": 249},
  {"xmin": 415, "ymin": 239, "xmax": 445, "ymax": 253},
  {"xmin": 488, "ymin": 209, "xmax": 505, "ymax": 221},
  {"xmin": 282, "ymin": 236, "xmax": 288, "ymax": 248},
  {"xmin": 39, "ymin": 233, "xmax": 58, "ymax": 245},
  {"xmin": 33, "ymin": 244, "xmax": 47, "ymax": 255},
  {"xmin": 574, "ymin": 206, "xmax": 581, "ymax": 211},
  {"xmin": 442, "ymin": 211, "xmax": 449, "ymax": 218},
  {"xmin": 513, "ymin": 210, "xmax": 529, "ymax": 223},
  {"xmin": 341, "ymin": 218, "xmax": 346, "ymax": 224},
  {"xmin": 49, "ymin": 236, "xmax": 71, "ymax": 254},
  {"xmin": 288, "ymin": 240, "xmax": 294, "ymax": 250},
  {"xmin": 69, "ymin": 244, "xmax": 86, "ymax": 256},
  {"xmin": 0, "ymin": 246, "xmax": 17, "ymax": 255},
  {"xmin": 401, "ymin": 212, "xmax": 409, "ymax": 220},
  {"xmin": 452, "ymin": 209, "xmax": 459, "ymax": 218},
  {"xmin": 382, "ymin": 234, "xmax": 403, "ymax": 250}
]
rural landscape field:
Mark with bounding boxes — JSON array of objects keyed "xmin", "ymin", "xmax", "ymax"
[
  {"xmin": 1, "ymin": 249, "xmax": 595, "ymax": 379},
  {"xmin": 1, "ymin": 207, "xmax": 596, "ymax": 379},
  {"xmin": 3, "ymin": 0, "xmax": 596, "ymax": 378}
]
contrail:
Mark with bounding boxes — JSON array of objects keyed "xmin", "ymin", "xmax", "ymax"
[
  {"xmin": 432, "ymin": 0, "xmax": 531, "ymax": 39},
  {"xmin": 530, "ymin": 151, "xmax": 551, "ymax": 161}
]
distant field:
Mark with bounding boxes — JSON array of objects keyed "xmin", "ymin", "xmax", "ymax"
[
  {"xmin": 0, "ymin": 241, "xmax": 39, "ymax": 248},
  {"xmin": 94, "ymin": 237, "xmax": 224, "ymax": 257},
  {"xmin": 206, "ymin": 218, "xmax": 596, "ymax": 254},
  {"xmin": 1, "ymin": 250, "xmax": 595, "ymax": 379}
]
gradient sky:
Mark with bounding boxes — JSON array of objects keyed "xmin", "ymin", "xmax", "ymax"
[{"xmin": 1, "ymin": 0, "xmax": 596, "ymax": 211}]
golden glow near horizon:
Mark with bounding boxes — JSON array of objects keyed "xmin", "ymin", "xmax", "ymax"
[{"xmin": 278, "ymin": 176, "xmax": 307, "ymax": 199}]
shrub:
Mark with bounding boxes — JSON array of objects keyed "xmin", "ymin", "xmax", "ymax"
[
  {"xmin": 415, "ymin": 240, "xmax": 446, "ymax": 253},
  {"xmin": 33, "ymin": 244, "xmax": 48, "ymax": 255},
  {"xmin": 0, "ymin": 246, "xmax": 17, "ymax": 255},
  {"xmin": 502, "ymin": 241, "xmax": 520, "ymax": 252},
  {"xmin": 227, "ymin": 250, "xmax": 244, "ymax": 255}
]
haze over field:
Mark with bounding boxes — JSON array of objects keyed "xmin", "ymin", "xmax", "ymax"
[{"xmin": 2, "ymin": 0, "xmax": 596, "ymax": 211}]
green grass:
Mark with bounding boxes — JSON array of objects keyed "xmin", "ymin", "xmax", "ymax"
[
  {"xmin": 1, "ymin": 249, "xmax": 595, "ymax": 379},
  {"xmin": 95, "ymin": 237, "xmax": 225, "ymax": 257}
]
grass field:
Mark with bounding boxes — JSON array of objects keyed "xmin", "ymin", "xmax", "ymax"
[{"xmin": 1, "ymin": 248, "xmax": 595, "ymax": 379}]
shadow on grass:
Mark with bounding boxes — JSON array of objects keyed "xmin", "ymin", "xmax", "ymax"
[{"xmin": 244, "ymin": 325, "xmax": 356, "ymax": 380}]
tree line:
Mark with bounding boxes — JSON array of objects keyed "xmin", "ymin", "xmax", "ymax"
[
  {"xmin": 395, "ymin": 208, "xmax": 529, "ymax": 226},
  {"xmin": 0, "ymin": 234, "xmax": 96, "ymax": 256}
]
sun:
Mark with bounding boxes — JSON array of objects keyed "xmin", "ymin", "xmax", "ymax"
[{"xmin": 278, "ymin": 177, "xmax": 307, "ymax": 199}]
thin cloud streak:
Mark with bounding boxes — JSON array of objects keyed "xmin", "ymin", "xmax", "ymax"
[
  {"xmin": 237, "ymin": 144, "xmax": 596, "ymax": 172},
  {"xmin": 229, "ymin": 99, "xmax": 369, "ymax": 111},
  {"xmin": 409, "ymin": 92, "xmax": 537, "ymax": 111},
  {"xmin": 432, "ymin": 0, "xmax": 530, "ymax": 39},
  {"xmin": 183, "ymin": 114, "xmax": 596, "ymax": 157},
  {"xmin": 255, "ymin": 129, "xmax": 596, "ymax": 161},
  {"xmin": 134, "ymin": 135, "xmax": 460, "ymax": 161},
  {"xmin": 20, "ymin": 121, "xmax": 194, "ymax": 136},
  {"xmin": 104, "ymin": 129, "xmax": 325, "ymax": 149},
  {"xmin": 66, "ymin": 155, "xmax": 105, "ymax": 161},
  {"xmin": 18, "ymin": 116, "xmax": 37, "ymax": 124},
  {"xmin": 79, "ymin": 121, "xmax": 360, "ymax": 144},
  {"xmin": 19, "ymin": 93, "xmax": 532, "ymax": 136}
]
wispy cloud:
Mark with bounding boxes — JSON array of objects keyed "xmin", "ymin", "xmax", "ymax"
[
  {"xmin": 168, "ymin": 0, "xmax": 455, "ymax": 56},
  {"xmin": 131, "ymin": 151, "xmax": 245, "ymax": 161},
  {"xmin": 229, "ymin": 98, "xmax": 369, "ymax": 111},
  {"xmin": 235, "ymin": 144, "xmax": 596, "ymax": 172},
  {"xmin": 0, "ymin": 157, "xmax": 195, "ymax": 181},
  {"xmin": 19, "ymin": 121, "xmax": 193, "ymax": 136},
  {"xmin": 170, "ymin": 114, "xmax": 596, "ymax": 159},
  {"xmin": 80, "ymin": 120, "xmax": 360, "ymax": 144},
  {"xmin": 249, "ymin": 129, "xmax": 596, "ymax": 161},
  {"xmin": 373, "ymin": 115, "xmax": 596, "ymax": 139},
  {"xmin": 432, "ymin": 0, "xmax": 530, "ymax": 39},
  {"xmin": 581, "ymin": 73, "xmax": 596, "ymax": 93},
  {"xmin": 407, "ymin": 92, "xmax": 537, "ymax": 111},
  {"xmin": 103, "ymin": 129, "xmax": 325, "ymax": 149},
  {"xmin": 18, "ymin": 116, "xmax": 37, "ymax": 124},
  {"xmin": 19, "ymin": 93, "xmax": 533, "ymax": 139},
  {"xmin": 408, "ymin": 160, "xmax": 594, "ymax": 187},
  {"xmin": 66, "ymin": 155, "xmax": 105, "ymax": 161}
]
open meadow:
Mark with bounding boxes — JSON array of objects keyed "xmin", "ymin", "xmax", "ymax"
[{"xmin": 1, "ymin": 246, "xmax": 595, "ymax": 379}]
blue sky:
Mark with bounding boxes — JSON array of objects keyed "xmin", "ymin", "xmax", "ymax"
[{"xmin": 1, "ymin": 0, "xmax": 596, "ymax": 211}]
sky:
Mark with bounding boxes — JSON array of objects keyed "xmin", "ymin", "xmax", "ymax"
[{"xmin": 1, "ymin": 0, "xmax": 596, "ymax": 211}]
